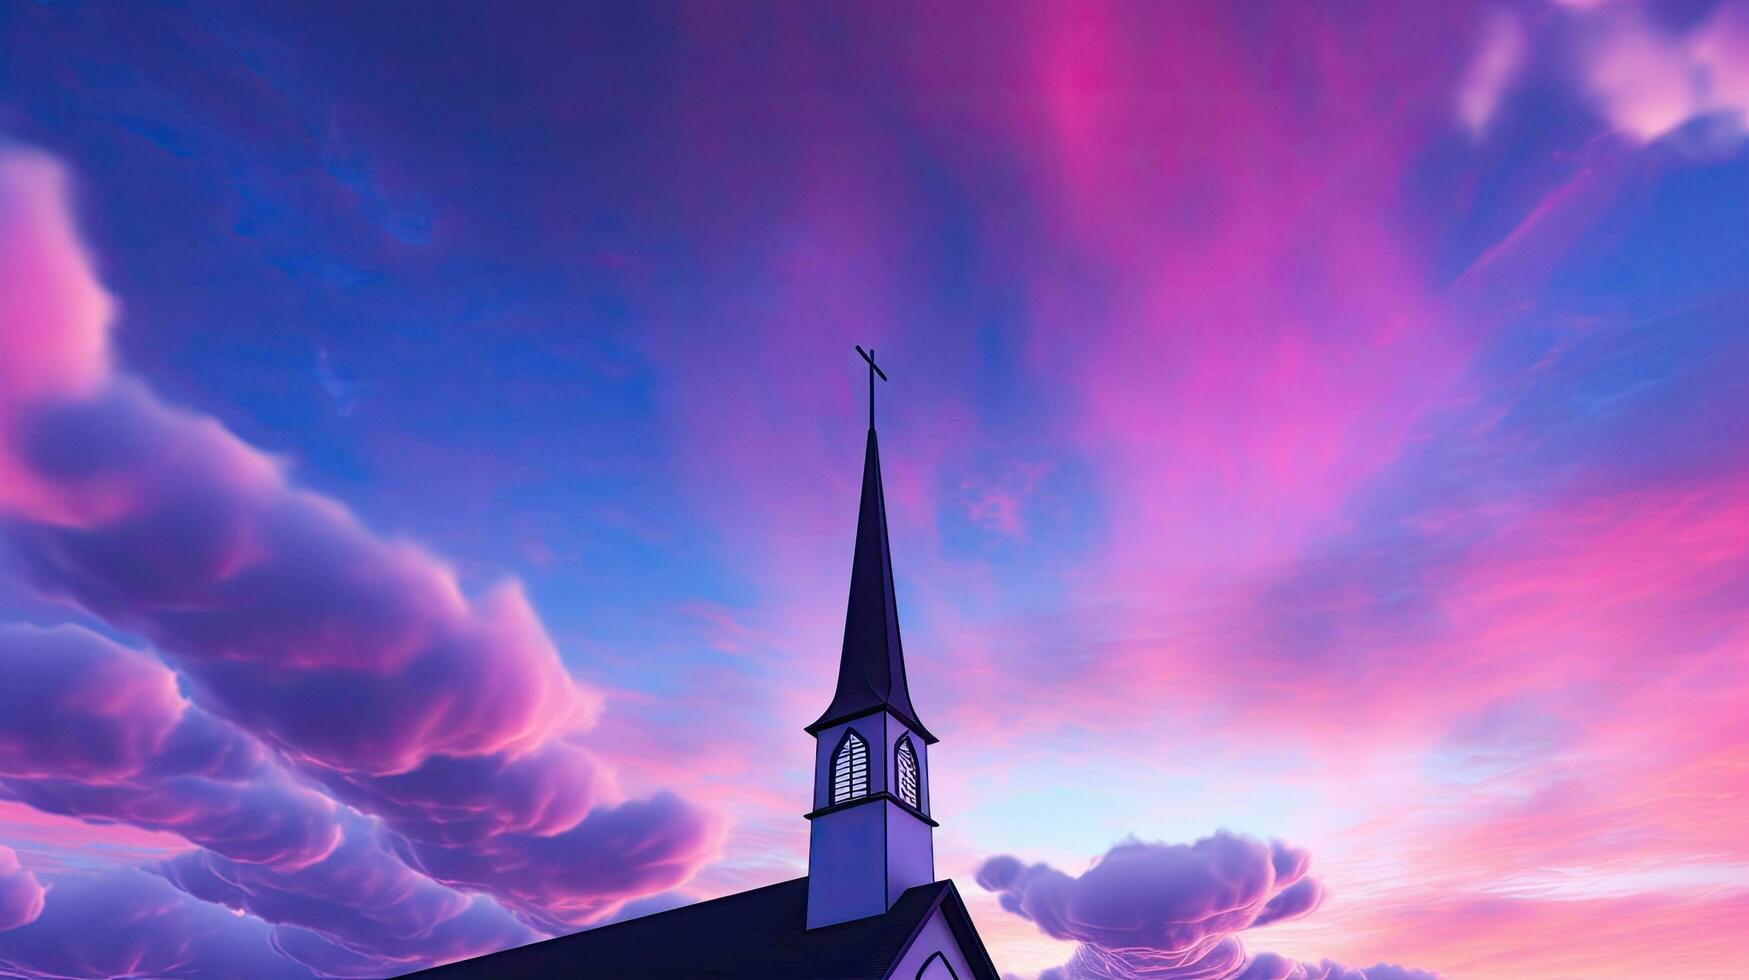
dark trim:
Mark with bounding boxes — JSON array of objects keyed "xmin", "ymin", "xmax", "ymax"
[
  {"xmin": 935, "ymin": 882, "xmax": 1002, "ymax": 980},
  {"xmin": 894, "ymin": 734, "xmax": 920, "ymax": 809},
  {"xmin": 828, "ymin": 728, "xmax": 871, "ymax": 805},
  {"xmin": 881, "ymin": 882, "xmax": 952, "ymax": 979},
  {"xmin": 879, "ymin": 881, "xmax": 1000, "ymax": 980},
  {"xmin": 916, "ymin": 951, "xmax": 959, "ymax": 980},
  {"xmin": 803, "ymin": 791, "xmax": 940, "ymax": 827},
  {"xmin": 807, "ymin": 704, "xmax": 939, "ymax": 744},
  {"xmin": 806, "ymin": 704, "xmax": 883, "ymax": 733}
]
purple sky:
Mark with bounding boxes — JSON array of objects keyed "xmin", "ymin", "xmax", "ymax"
[{"xmin": 2, "ymin": 2, "xmax": 1748, "ymax": 977}]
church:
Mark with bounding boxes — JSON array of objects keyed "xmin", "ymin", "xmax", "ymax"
[{"xmin": 416, "ymin": 350, "xmax": 1001, "ymax": 978}]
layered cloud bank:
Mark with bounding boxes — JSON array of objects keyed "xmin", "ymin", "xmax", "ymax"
[
  {"xmin": 978, "ymin": 836, "xmax": 1439, "ymax": 980},
  {"xmin": 0, "ymin": 868, "xmax": 313, "ymax": 979},
  {"xmin": 0, "ymin": 146, "xmax": 721, "ymax": 973},
  {"xmin": 0, "ymin": 624, "xmax": 340, "ymax": 871},
  {"xmin": 0, "ymin": 622, "xmax": 534, "ymax": 975}
]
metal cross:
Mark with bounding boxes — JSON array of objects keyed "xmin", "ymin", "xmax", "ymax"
[{"xmin": 855, "ymin": 345, "xmax": 887, "ymax": 430}]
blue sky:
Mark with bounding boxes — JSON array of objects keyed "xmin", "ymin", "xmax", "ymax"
[{"xmin": 2, "ymin": 2, "xmax": 1748, "ymax": 977}]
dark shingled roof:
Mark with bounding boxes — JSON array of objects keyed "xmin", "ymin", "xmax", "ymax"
[
  {"xmin": 808, "ymin": 428, "xmax": 936, "ymax": 743},
  {"xmin": 403, "ymin": 877, "xmax": 999, "ymax": 979}
]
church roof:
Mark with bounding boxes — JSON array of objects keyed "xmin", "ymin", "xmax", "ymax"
[
  {"xmin": 403, "ymin": 877, "xmax": 999, "ymax": 979},
  {"xmin": 808, "ymin": 427, "xmax": 936, "ymax": 743}
]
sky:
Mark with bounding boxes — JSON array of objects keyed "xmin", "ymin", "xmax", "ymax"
[{"xmin": 0, "ymin": 0, "xmax": 1746, "ymax": 977}]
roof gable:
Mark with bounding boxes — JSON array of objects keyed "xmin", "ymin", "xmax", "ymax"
[{"xmin": 884, "ymin": 883, "xmax": 1002, "ymax": 980}]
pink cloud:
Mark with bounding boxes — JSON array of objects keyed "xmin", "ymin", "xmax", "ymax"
[
  {"xmin": 1002, "ymin": 3, "xmax": 1480, "ymax": 578},
  {"xmin": 0, "ymin": 143, "xmax": 722, "ymax": 944},
  {"xmin": 0, "ymin": 623, "xmax": 533, "ymax": 974},
  {"xmin": 0, "ymin": 623, "xmax": 183, "ymax": 781},
  {"xmin": 1336, "ymin": 889, "xmax": 1749, "ymax": 979},
  {"xmin": 0, "ymin": 846, "xmax": 44, "ymax": 933},
  {"xmin": 0, "ymin": 147, "xmax": 110, "ymax": 407},
  {"xmin": 1457, "ymin": 11, "xmax": 1527, "ymax": 141},
  {"xmin": 1451, "ymin": 1, "xmax": 1749, "ymax": 150},
  {"xmin": 0, "ymin": 624, "xmax": 340, "ymax": 871},
  {"xmin": 1580, "ymin": 7, "xmax": 1703, "ymax": 141},
  {"xmin": 1560, "ymin": 0, "xmax": 1749, "ymax": 147},
  {"xmin": 0, "ymin": 799, "xmax": 190, "ymax": 863}
]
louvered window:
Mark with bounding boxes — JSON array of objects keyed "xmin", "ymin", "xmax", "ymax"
[
  {"xmin": 831, "ymin": 731, "xmax": 869, "ymax": 803},
  {"xmin": 895, "ymin": 735, "xmax": 920, "ymax": 808}
]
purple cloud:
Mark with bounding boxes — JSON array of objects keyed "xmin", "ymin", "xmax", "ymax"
[
  {"xmin": 0, "ymin": 621, "xmax": 180, "ymax": 780},
  {"xmin": 0, "ymin": 846, "xmax": 44, "ymax": 933},
  {"xmin": 978, "ymin": 835, "xmax": 1440, "ymax": 980},
  {"xmin": 1, "ymin": 386, "xmax": 720, "ymax": 927},
  {"xmin": 0, "ymin": 623, "xmax": 340, "ymax": 870},
  {"xmin": 0, "ymin": 145, "xmax": 722, "ymax": 932},
  {"xmin": 1237, "ymin": 955, "xmax": 1443, "ymax": 980},
  {"xmin": 163, "ymin": 812, "xmax": 534, "ymax": 977},
  {"xmin": 0, "ymin": 622, "xmax": 533, "ymax": 974},
  {"xmin": 0, "ymin": 867, "xmax": 312, "ymax": 979},
  {"xmin": 6, "ymin": 381, "xmax": 584, "ymax": 772}
]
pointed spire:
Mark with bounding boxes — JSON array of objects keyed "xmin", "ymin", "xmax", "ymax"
[{"xmin": 807, "ymin": 424, "xmax": 937, "ymax": 743}]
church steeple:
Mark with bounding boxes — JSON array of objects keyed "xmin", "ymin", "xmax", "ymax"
[
  {"xmin": 805, "ymin": 347, "xmax": 938, "ymax": 930},
  {"xmin": 806, "ymin": 425, "xmax": 936, "ymax": 744}
]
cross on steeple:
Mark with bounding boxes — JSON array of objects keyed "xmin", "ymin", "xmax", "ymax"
[
  {"xmin": 806, "ymin": 344, "xmax": 937, "ymax": 931},
  {"xmin": 855, "ymin": 345, "xmax": 887, "ymax": 430}
]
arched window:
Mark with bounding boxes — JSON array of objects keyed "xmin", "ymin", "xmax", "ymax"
[
  {"xmin": 917, "ymin": 951, "xmax": 959, "ymax": 980},
  {"xmin": 831, "ymin": 731, "xmax": 869, "ymax": 803},
  {"xmin": 895, "ymin": 734, "xmax": 920, "ymax": 808}
]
